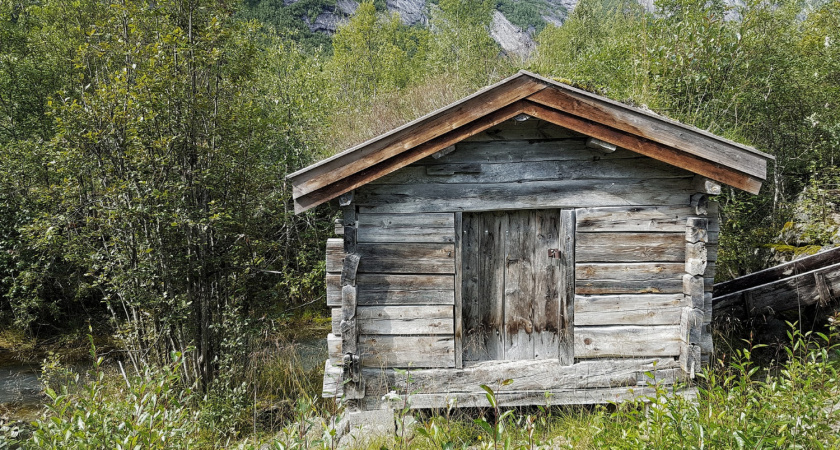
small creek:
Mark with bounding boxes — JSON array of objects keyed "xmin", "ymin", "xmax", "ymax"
[{"xmin": 0, "ymin": 354, "xmax": 44, "ymax": 421}]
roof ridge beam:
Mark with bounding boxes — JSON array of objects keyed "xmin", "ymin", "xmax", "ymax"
[
  {"xmin": 526, "ymin": 88, "xmax": 768, "ymax": 179},
  {"xmin": 291, "ymin": 76, "xmax": 548, "ymax": 199},
  {"xmin": 293, "ymin": 101, "xmax": 529, "ymax": 213},
  {"xmin": 518, "ymin": 101, "xmax": 763, "ymax": 194}
]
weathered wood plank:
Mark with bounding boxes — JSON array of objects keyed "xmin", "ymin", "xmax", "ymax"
[
  {"xmin": 686, "ymin": 217, "xmax": 708, "ymax": 244},
  {"xmin": 356, "ymin": 213, "xmax": 456, "ymax": 243},
  {"xmin": 559, "ymin": 209, "xmax": 575, "ymax": 365},
  {"xmin": 575, "ymin": 325, "xmax": 682, "ymax": 358},
  {"xmin": 322, "ymin": 360, "xmax": 343, "ymax": 398},
  {"xmin": 356, "ymin": 178, "xmax": 694, "ymax": 213},
  {"xmin": 327, "ymin": 274, "xmax": 455, "ymax": 306},
  {"xmin": 483, "ymin": 212, "xmax": 507, "ymax": 360},
  {"xmin": 505, "ymin": 210, "xmax": 536, "ymax": 360},
  {"xmin": 395, "ymin": 386, "xmax": 696, "ymax": 409},
  {"xmin": 576, "ymin": 205, "xmax": 719, "ymax": 233},
  {"xmin": 454, "ymin": 212, "xmax": 464, "ymax": 368},
  {"xmin": 576, "ymin": 263, "xmax": 685, "ymax": 280},
  {"xmin": 372, "ymin": 157, "xmax": 690, "ymax": 185},
  {"xmin": 714, "ymin": 262, "xmax": 840, "ymax": 318},
  {"xmin": 575, "ymin": 294, "xmax": 685, "ymax": 326},
  {"xmin": 576, "ymin": 232, "xmax": 686, "ymax": 262},
  {"xmin": 357, "ymin": 305, "xmax": 454, "ymax": 335},
  {"xmin": 714, "ymin": 246, "xmax": 840, "ymax": 297},
  {"xmin": 462, "ymin": 118, "xmax": 583, "ymax": 142},
  {"xmin": 416, "ymin": 139, "xmax": 625, "ymax": 164},
  {"xmin": 461, "ymin": 212, "xmax": 483, "ymax": 362},
  {"xmin": 326, "ymin": 242, "xmax": 455, "ymax": 274},
  {"xmin": 359, "ymin": 335, "xmax": 455, "ymax": 368},
  {"xmin": 331, "ymin": 308, "xmax": 341, "ymax": 335},
  {"xmin": 358, "ymin": 212, "xmax": 455, "ymax": 229},
  {"xmin": 327, "ymin": 333, "xmax": 342, "ymax": 365},
  {"xmin": 693, "ymin": 175, "xmax": 722, "ymax": 195},
  {"xmin": 532, "ymin": 209, "xmax": 562, "ymax": 360},
  {"xmin": 686, "ymin": 242, "xmax": 707, "ymax": 276},
  {"xmin": 367, "ymin": 358, "xmax": 680, "ymax": 394}
]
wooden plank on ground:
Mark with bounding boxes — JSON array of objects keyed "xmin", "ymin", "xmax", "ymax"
[
  {"xmin": 714, "ymin": 262, "xmax": 840, "ymax": 318},
  {"xmin": 575, "ymin": 325, "xmax": 682, "ymax": 358},
  {"xmin": 714, "ymin": 246, "xmax": 840, "ymax": 297}
]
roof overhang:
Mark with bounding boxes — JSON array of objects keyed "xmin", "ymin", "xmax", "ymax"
[{"xmin": 288, "ymin": 71, "xmax": 774, "ymax": 214}]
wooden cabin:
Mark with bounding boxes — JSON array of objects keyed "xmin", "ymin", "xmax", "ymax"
[{"xmin": 288, "ymin": 71, "xmax": 773, "ymax": 410}]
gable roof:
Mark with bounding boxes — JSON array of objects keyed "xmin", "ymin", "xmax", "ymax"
[{"xmin": 288, "ymin": 70, "xmax": 774, "ymax": 213}]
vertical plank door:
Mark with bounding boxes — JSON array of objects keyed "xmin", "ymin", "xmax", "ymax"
[{"xmin": 461, "ymin": 209, "xmax": 568, "ymax": 363}]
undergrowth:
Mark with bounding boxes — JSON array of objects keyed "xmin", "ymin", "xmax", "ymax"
[{"xmin": 2, "ymin": 321, "xmax": 838, "ymax": 449}]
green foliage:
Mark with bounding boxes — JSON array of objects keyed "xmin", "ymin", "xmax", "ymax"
[
  {"xmin": 496, "ymin": 0, "xmax": 553, "ymax": 34},
  {"xmin": 428, "ymin": 0, "xmax": 508, "ymax": 88},
  {"xmin": 331, "ymin": 1, "xmax": 429, "ymax": 97},
  {"xmin": 534, "ymin": 0, "xmax": 840, "ymax": 278},
  {"xmin": 22, "ymin": 341, "xmax": 200, "ymax": 449},
  {"xmin": 238, "ymin": 0, "xmax": 335, "ymax": 50}
]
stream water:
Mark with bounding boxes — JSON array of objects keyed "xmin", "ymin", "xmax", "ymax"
[{"xmin": 0, "ymin": 354, "xmax": 43, "ymax": 421}]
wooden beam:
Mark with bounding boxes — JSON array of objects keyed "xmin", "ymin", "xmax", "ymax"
[
  {"xmin": 586, "ymin": 137, "xmax": 617, "ymax": 153},
  {"xmin": 714, "ymin": 246, "xmax": 840, "ymax": 297},
  {"xmin": 518, "ymin": 101, "xmax": 764, "ymax": 194},
  {"xmin": 294, "ymin": 101, "xmax": 530, "ymax": 213},
  {"xmin": 291, "ymin": 76, "xmax": 548, "ymax": 200},
  {"xmin": 527, "ymin": 87, "xmax": 767, "ymax": 179}
]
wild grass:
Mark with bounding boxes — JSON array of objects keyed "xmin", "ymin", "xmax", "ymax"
[{"xmin": 4, "ymin": 319, "xmax": 838, "ymax": 449}]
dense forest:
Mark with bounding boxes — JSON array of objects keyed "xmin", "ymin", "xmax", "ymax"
[{"xmin": 1, "ymin": 0, "xmax": 839, "ymax": 447}]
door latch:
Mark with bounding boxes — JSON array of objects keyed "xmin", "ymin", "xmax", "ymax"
[{"xmin": 547, "ymin": 249, "xmax": 561, "ymax": 259}]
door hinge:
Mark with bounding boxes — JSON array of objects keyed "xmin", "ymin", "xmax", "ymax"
[
  {"xmin": 548, "ymin": 249, "xmax": 561, "ymax": 259},
  {"xmin": 342, "ymin": 352, "xmax": 361, "ymax": 382}
]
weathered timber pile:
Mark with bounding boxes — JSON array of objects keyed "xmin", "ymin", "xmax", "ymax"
[{"xmin": 713, "ymin": 246, "xmax": 840, "ymax": 320}]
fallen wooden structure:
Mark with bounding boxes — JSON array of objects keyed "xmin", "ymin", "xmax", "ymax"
[{"xmin": 713, "ymin": 246, "xmax": 840, "ymax": 320}]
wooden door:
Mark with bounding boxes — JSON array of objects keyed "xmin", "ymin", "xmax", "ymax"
[{"xmin": 461, "ymin": 209, "xmax": 574, "ymax": 364}]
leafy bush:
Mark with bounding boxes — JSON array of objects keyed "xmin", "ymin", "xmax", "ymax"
[{"xmin": 21, "ymin": 343, "xmax": 200, "ymax": 449}]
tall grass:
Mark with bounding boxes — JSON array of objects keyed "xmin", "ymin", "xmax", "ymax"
[{"xmin": 6, "ymin": 320, "xmax": 838, "ymax": 449}]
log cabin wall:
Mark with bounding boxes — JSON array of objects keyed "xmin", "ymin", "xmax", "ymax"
[{"xmin": 322, "ymin": 119, "xmax": 719, "ymax": 407}]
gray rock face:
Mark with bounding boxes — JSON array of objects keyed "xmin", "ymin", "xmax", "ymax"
[
  {"xmin": 491, "ymin": 11, "xmax": 535, "ymax": 58},
  {"xmin": 387, "ymin": 0, "xmax": 427, "ymax": 26}
]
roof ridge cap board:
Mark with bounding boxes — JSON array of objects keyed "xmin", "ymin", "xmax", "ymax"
[
  {"xmin": 517, "ymin": 70, "xmax": 774, "ymax": 161},
  {"xmin": 286, "ymin": 71, "xmax": 539, "ymax": 181},
  {"xmin": 289, "ymin": 72, "xmax": 771, "ymax": 213}
]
